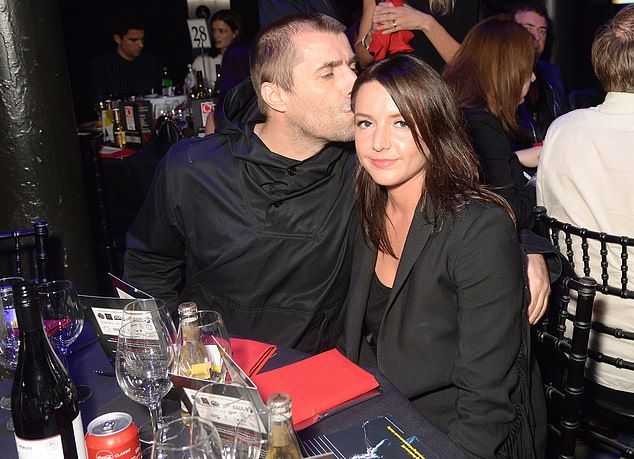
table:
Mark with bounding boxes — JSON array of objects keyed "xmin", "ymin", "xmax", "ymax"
[{"xmin": 0, "ymin": 324, "xmax": 467, "ymax": 458}]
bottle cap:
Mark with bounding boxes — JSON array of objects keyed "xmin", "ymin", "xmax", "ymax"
[{"xmin": 267, "ymin": 392, "xmax": 292, "ymax": 415}]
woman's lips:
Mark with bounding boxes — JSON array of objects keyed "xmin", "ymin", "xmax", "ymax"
[{"xmin": 371, "ymin": 158, "xmax": 397, "ymax": 168}]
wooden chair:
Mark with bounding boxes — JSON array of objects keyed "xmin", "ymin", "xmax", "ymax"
[
  {"xmin": 534, "ymin": 274, "xmax": 597, "ymax": 459},
  {"xmin": 0, "ymin": 222, "xmax": 49, "ymax": 282},
  {"xmin": 534, "ymin": 206, "xmax": 634, "ymax": 458}
]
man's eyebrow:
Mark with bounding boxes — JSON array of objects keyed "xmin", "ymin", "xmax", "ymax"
[{"xmin": 316, "ymin": 60, "xmax": 343, "ymax": 72}]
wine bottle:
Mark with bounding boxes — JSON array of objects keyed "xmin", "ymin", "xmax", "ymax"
[
  {"xmin": 161, "ymin": 67, "xmax": 173, "ymax": 96},
  {"xmin": 192, "ymin": 71, "xmax": 208, "ymax": 100},
  {"xmin": 265, "ymin": 393, "xmax": 302, "ymax": 459},
  {"xmin": 11, "ymin": 281, "xmax": 87, "ymax": 459},
  {"xmin": 184, "ymin": 64, "xmax": 196, "ymax": 96},
  {"xmin": 112, "ymin": 107, "xmax": 126, "ymax": 148}
]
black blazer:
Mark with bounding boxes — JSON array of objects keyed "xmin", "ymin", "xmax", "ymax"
[{"xmin": 344, "ymin": 201, "xmax": 542, "ymax": 458}]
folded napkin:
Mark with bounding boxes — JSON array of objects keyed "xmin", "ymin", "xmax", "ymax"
[
  {"xmin": 368, "ymin": 0, "xmax": 414, "ymax": 61},
  {"xmin": 252, "ymin": 348, "xmax": 380, "ymax": 429},
  {"xmin": 230, "ymin": 338, "xmax": 277, "ymax": 377}
]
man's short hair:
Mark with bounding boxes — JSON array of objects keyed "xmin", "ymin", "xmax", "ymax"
[
  {"xmin": 250, "ymin": 13, "xmax": 346, "ymax": 115},
  {"xmin": 508, "ymin": 2, "xmax": 549, "ymax": 22},
  {"xmin": 112, "ymin": 16, "xmax": 146, "ymax": 37},
  {"xmin": 592, "ymin": 5, "xmax": 634, "ymax": 93}
]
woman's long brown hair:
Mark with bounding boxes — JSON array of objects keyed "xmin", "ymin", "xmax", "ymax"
[
  {"xmin": 351, "ymin": 54, "xmax": 514, "ymax": 257},
  {"xmin": 443, "ymin": 15, "xmax": 535, "ymax": 137}
]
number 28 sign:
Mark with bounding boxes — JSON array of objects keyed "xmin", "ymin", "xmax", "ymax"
[{"xmin": 187, "ymin": 19, "xmax": 212, "ymax": 49}]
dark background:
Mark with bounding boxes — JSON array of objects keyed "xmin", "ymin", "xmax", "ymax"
[{"xmin": 58, "ymin": 0, "xmax": 625, "ymax": 123}]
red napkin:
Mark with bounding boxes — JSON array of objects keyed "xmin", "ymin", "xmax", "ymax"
[
  {"xmin": 230, "ymin": 338, "xmax": 277, "ymax": 377},
  {"xmin": 251, "ymin": 349, "xmax": 379, "ymax": 429},
  {"xmin": 368, "ymin": 0, "xmax": 414, "ymax": 61}
]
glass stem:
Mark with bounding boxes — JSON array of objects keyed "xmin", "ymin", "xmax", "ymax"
[
  {"xmin": 57, "ymin": 347, "xmax": 70, "ymax": 371},
  {"xmin": 148, "ymin": 402, "xmax": 164, "ymax": 438}
]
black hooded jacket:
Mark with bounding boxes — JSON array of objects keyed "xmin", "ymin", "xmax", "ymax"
[{"xmin": 124, "ymin": 80, "xmax": 357, "ymax": 353}]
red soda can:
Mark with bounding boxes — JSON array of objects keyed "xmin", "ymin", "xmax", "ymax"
[{"xmin": 86, "ymin": 412, "xmax": 141, "ymax": 459}]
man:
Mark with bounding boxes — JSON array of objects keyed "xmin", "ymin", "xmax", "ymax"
[
  {"xmin": 91, "ymin": 17, "xmax": 162, "ymax": 99},
  {"xmin": 537, "ymin": 4, "xmax": 634, "ymax": 398},
  {"xmin": 124, "ymin": 14, "xmax": 358, "ymax": 354},
  {"xmin": 511, "ymin": 3, "xmax": 568, "ymax": 150}
]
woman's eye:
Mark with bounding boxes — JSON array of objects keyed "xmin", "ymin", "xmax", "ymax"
[
  {"xmin": 356, "ymin": 119, "xmax": 372, "ymax": 128},
  {"xmin": 395, "ymin": 120, "xmax": 408, "ymax": 128}
]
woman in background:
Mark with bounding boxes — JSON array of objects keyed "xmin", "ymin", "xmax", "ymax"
[
  {"xmin": 344, "ymin": 53, "xmax": 544, "ymax": 458},
  {"xmin": 354, "ymin": 0, "xmax": 480, "ymax": 72},
  {"xmin": 192, "ymin": 9, "xmax": 243, "ymax": 89}
]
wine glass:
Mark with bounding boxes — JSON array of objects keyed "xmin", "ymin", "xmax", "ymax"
[
  {"xmin": 116, "ymin": 320, "xmax": 174, "ymax": 444},
  {"xmin": 38, "ymin": 280, "xmax": 92, "ymax": 402},
  {"xmin": 123, "ymin": 299, "xmax": 177, "ymax": 347},
  {"xmin": 151, "ymin": 416, "xmax": 223, "ymax": 459},
  {"xmin": 192, "ymin": 383, "xmax": 266, "ymax": 459},
  {"xmin": 0, "ymin": 276, "xmax": 24, "ymax": 431},
  {"xmin": 176, "ymin": 310, "xmax": 232, "ymax": 384},
  {"xmin": 122, "ymin": 298, "xmax": 178, "ymax": 439}
]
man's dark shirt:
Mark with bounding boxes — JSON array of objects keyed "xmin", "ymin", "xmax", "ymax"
[{"xmin": 91, "ymin": 50, "xmax": 162, "ymax": 99}]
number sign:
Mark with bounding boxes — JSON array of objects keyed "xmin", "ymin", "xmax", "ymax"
[{"xmin": 187, "ymin": 18, "xmax": 212, "ymax": 49}]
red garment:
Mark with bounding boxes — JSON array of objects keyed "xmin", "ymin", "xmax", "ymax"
[{"xmin": 368, "ymin": 0, "xmax": 414, "ymax": 61}]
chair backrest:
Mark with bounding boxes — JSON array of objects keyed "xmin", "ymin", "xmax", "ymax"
[
  {"xmin": 0, "ymin": 222, "xmax": 49, "ymax": 283},
  {"xmin": 535, "ymin": 275, "xmax": 597, "ymax": 459},
  {"xmin": 534, "ymin": 206, "xmax": 634, "ymax": 458},
  {"xmin": 534, "ymin": 206, "xmax": 634, "ymax": 370}
]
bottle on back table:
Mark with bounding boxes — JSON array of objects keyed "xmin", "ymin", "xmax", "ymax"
[
  {"xmin": 11, "ymin": 280, "xmax": 86, "ymax": 459},
  {"xmin": 265, "ymin": 393, "xmax": 302, "ymax": 459}
]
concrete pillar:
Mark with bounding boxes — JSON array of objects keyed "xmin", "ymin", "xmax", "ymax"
[{"xmin": 0, "ymin": 0, "xmax": 98, "ymax": 293}]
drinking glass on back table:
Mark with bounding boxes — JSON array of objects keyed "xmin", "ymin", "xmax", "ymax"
[
  {"xmin": 38, "ymin": 279, "xmax": 92, "ymax": 402},
  {"xmin": 0, "ymin": 277, "xmax": 24, "ymax": 430}
]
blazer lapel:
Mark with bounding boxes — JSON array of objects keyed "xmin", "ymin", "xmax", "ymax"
[{"xmin": 388, "ymin": 204, "xmax": 435, "ymax": 307}]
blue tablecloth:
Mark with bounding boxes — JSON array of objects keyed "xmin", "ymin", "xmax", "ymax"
[{"xmin": 0, "ymin": 323, "xmax": 467, "ymax": 458}]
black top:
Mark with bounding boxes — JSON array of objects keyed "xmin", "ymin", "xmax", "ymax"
[
  {"xmin": 462, "ymin": 107, "xmax": 537, "ymax": 230},
  {"xmin": 91, "ymin": 50, "xmax": 162, "ymax": 99},
  {"xmin": 408, "ymin": 0, "xmax": 481, "ymax": 73},
  {"xmin": 363, "ymin": 273, "xmax": 391, "ymax": 355}
]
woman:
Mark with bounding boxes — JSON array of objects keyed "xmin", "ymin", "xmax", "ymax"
[
  {"xmin": 192, "ymin": 9, "xmax": 243, "ymax": 89},
  {"xmin": 355, "ymin": 0, "xmax": 480, "ymax": 72},
  {"xmin": 443, "ymin": 15, "xmax": 537, "ymax": 230},
  {"xmin": 345, "ymin": 54, "xmax": 544, "ymax": 458}
]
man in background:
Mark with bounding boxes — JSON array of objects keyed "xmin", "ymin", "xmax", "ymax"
[
  {"xmin": 91, "ymin": 17, "xmax": 162, "ymax": 99},
  {"xmin": 511, "ymin": 2, "xmax": 568, "ymax": 150},
  {"xmin": 537, "ymin": 4, "xmax": 634, "ymax": 414},
  {"xmin": 125, "ymin": 14, "xmax": 358, "ymax": 354}
]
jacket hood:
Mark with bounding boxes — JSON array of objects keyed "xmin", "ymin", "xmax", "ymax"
[{"xmin": 215, "ymin": 78, "xmax": 262, "ymax": 138}]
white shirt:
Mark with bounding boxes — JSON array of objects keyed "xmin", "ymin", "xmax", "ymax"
[{"xmin": 537, "ymin": 91, "xmax": 634, "ymax": 392}]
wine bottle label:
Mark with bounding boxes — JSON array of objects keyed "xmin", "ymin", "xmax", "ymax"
[
  {"xmin": 73, "ymin": 413, "xmax": 87, "ymax": 459},
  {"xmin": 14, "ymin": 413, "xmax": 86, "ymax": 459}
]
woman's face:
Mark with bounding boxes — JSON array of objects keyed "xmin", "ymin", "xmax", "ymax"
[
  {"xmin": 212, "ymin": 19, "xmax": 238, "ymax": 53},
  {"xmin": 520, "ymin": 71, "xmax": 536, "ymax": 105},
  {"xmin": 354, "ymin": 81, "xmax": 427, "ymax": 194}
]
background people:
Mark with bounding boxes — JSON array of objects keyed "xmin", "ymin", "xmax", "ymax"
[
  {"xmin": 124, "ymin": 13, "xmax": 358, "ymax": 354},
  {"xmin": 354, "ymin": 0, "xmax": 481, "ymax": 73},
  {"xmin": 511, "ymin": 2, "xmax": 569, "ymax": 174},
  {"xmin": 345, "ymin": 54, "xmax": 544, "ymax": 458},
  {"xmin": 91, "ymin": 16, "xmax": 162, "ymax": 99},
  {"xmin": 192, "ymin": 9, "xmax": 244, "ymax": 89},
  {"xmin": 537, "ymin": 4, "xmax": 634, "ymax": 406}
]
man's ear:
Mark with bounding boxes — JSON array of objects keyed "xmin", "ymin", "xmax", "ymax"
[
  {"xmin": 113, "ymin": 34, "xmax": 122, "ymax": 45},
  {"xmin": 260, "ymin": 82, "xmax": 287, "ymax": 114}
]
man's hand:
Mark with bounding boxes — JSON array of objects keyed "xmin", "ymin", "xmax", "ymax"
[{"xmin": 526, "ymin": 253, "xmax": 551, "ymax": 324}]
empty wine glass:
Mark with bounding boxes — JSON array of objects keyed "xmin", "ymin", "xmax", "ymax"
[
  {"xmin": 122, "ymin": 298, "xmax": 178, "ymax": 439},
  {"xmin": 0, "ymin": 276, "xmax": 24, "ymax": 431},
  {"xmin": 151, "ymin": 416, "xmax": 223, "ymax": 459},
  {"xmin": 116, "ymin": 320, "xmax": 174, "ymax": 444},
  {"xmin": 123, "ymin": 298, "xmax": 177, "ymax": 344},
  {"xmin": 192, "ymin": 383, "xmax": 266, "ymax": 459},
  {"xmin": 38, "ymin": 280, "xmax": 92, "ymax": 402},
  {"xmin": 176, "ymin": 310, "xmax": 232, "ymax": 384}
]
